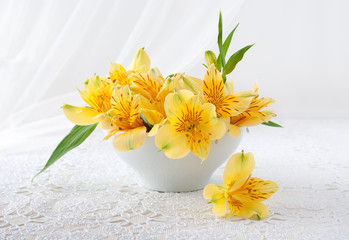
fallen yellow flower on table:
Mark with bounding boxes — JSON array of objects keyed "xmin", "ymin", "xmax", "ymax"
[{"xmin": 203, "ymin": 151, "xmax": 278, "ymax": 220}]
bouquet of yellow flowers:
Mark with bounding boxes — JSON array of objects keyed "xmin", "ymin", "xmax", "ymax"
[
  {"xmin": 34, "ymin": 12, "xmax": 280, "ymax": 220},
  {"xmin": 35, "ymin": 14, "xmax": 280, "ymax": 178}
]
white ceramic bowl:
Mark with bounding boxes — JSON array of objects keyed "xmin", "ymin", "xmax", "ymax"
[{"xmin": 114, "ymin": 132, "xmax": 244, "ymax": 192}]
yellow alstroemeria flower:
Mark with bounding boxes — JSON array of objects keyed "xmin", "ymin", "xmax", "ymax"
[
  {"xmin": 203, "ymin": 151, "xmax": 278, "ymax": 220},
  {"xmin": 104, "ymin": 86, "xmax": 147, "ymax": 152},
  {"xmin": 128, "ymin": 68, "xmax": 168, "ymax": 137},
  {"xmin": 62, "ymin": 75, "xmax": 113, "ymax": 126},
  {"xmin": 131, "ymin": 70, "xmax": 204, "ymax": 135},
  {"xmin": 228, "ymin": 83, "xmax": 276, "ymax": 138},
  {"xmin": 109, "ymin": 48, "xmax": 150, "ymax": 86},
  {"xmin": 155, "ymin": 90, "xmax": 226, "ymax": 161},
  {"xmin": 130, "ymin": 68, "xmax": 165, "ymax": 115},
  {"xmin": 203, "ymin": 64, "xmax": 256, "ymax": 118}
]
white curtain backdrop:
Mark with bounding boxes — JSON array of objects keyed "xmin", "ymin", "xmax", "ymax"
[
  {"xmin": 2, "ymin": 0, "xmax": 349, "ymax": 151},
  {"xmin": 0, "ymin": 0, "xmax": 244, "ymax": 151}
]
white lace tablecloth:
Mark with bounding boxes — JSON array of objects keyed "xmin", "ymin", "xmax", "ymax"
[{"xmin": 1, "ymin": 119, "xmax": 348, "ymax": 239}]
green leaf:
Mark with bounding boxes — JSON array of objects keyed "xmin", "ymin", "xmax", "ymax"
[
  {"xmin": 217, "ymin": 56, "xmax": 222, "ymax": 70},
  {"xmin": 223, "ymin": 23, "xmax": 239, "ymax": 55},
  {"xmin": 262, "ymin": 121, "xmax": 283, "ymax": 128},
  {"xmin": 217, "ymin": 12, "xmax": 225, "ymax": 69},
  {"xmin": 32, "ymin": 123, "xmax": 98, "ymax": 181},
  {"xmin": 202, "ymin": 63, "xmax": 208, "ymax": 68},
  {"xmin": 217, "ymin": 23, "xmax": 239, "ymax": 69},
  {"xmin": 223, "ymin": 44, "xmax": 254, "ymax": 75}
]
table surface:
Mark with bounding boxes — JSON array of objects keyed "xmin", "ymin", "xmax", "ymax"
[{"xmin": 1, "ymin": 119, "xmax": 348, "ymax": 240}]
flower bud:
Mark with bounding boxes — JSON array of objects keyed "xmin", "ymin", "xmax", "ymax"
[
  {"xmin": 129, "ymin": 47, "xmax": 151, "ymax": 73},
  {"xmin": 205, "ymin": 50, "xmax": 217, "ymax": 67}
]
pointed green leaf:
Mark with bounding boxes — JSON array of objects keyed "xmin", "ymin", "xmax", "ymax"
[
  {"xmin": 223, "ymin": 44, "xmax": 254, "ymax": 75},
  {"xmin": 217, "ymin": 12, "xmax": 225, "ymax": 69},
  {"xmin": 32, "ymin": 123, "xmax": 98, "ymax": 181},
  {"xmin": 262, "ymin": 121, "xmax": 283, "ymax": 128},
  {"xmin": 223, "ymin": 23, "xmax": 239, "ymax": 54},
  {"xmin": 217, "ymin": 23, "xmax": 239, "ymax": 69},
  {"xmin": 217, "ymin": 58, "xmax": 222, "ymax": 71}
]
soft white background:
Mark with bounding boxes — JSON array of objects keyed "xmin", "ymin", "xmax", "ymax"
[{"xmin": 0, "ymin": 0, "xmax": 348, "ymax": 150}]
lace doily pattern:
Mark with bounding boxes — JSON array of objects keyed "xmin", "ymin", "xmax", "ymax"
[{"xmin": 1, "ymin": 120, "xmax": 348, "ymax": 239}]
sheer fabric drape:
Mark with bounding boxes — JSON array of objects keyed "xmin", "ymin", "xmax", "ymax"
[{"xmin": 0, "ymin": 0, "xmax": 244, "ymax": 151}]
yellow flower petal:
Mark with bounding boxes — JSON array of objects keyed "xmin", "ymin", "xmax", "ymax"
[
  {"xmin": 210, "ymin": 118, "xmax": 227, "ymax": 140},
  {"xmin": 203, "ymin": 184, "xmax": 219, "ymax": 199},
  {"xmin": 223, "ymin": 151, "xmax": 255, "ymax": 191},
  {"xmin": 235, "ymin": 90, "xmax": 259, "ymax": 99},
  {"xmin": 148, "ymin": 123, "xmax": 160, "ymax": 137},
  {"xmin": 203, "ymin": 64, "xmax": 224, "ymax": 102},
  {"xmin": 199, "ymin": 103, "xmax": 221, "ymax": 130},
  {"xmin": 113, "ymin": 126, "xmax": 147, "ymax": 152},
  {"xmin": 228, "ymin": 124, "xmax": 241, "ymax": 139},
  {"xmin": 179, "ymin": 75, "xmax": 203, "ymax": 95},
  {"xmin": 203, "ymin": 184, "xmax": 226, "ymax": 216},
  {"xmin": 157, "ymin": 73, "xmax": 183, "ymax": 99},
  {"xmin": 62, "ymin": 104, "xmax": 100, "ymax": 125},
  {"xmin": 252, "ymin": 97, "xmax": 275, "ymax": 109},
  {"xmin": 138, "ymin": 94, "xmax": 155, "ymax": 110},
  {"xmin": 212, "ymin": 197, "xmax": 226, "ymax": 216},
  {"xmin": 95, "ymin": 114, "xmax": 114, "ymax": 130},
  {"xmin": 149, "ymin": 67, "xmax": 165, "ymax": 84},
  {"xmin": 84, "ymin": 74, "xmax": 102, "ymax": 92},
  {"xmin": 111, "ymin": 86, "xmax": 141, "ymax": 126},
  {"xmin": 236, "ymin": 201, "xmax": 269, "ymax": 220},
  {"xmin": 234, "ymin": 110, "xmax": 276, "ymax": 127},
  {"xmin": 261, "ymin": 110, "xmax": 276, "ymax": 121},
  {"xmin": 235, "ymin": 177, "xmax": 279, "ymax": 202},
  {"xmin": 78, "ymin": 76, "xmax": 113, "ymax": 113},
  {"xmin": 253, "ymin": 81, "xmax": 259, "ymax": 95},
  {"xmin": 131, "ymin": 73, "xmax": 163, "ymax": 102},
  {"xmin": 203, "ymin": 65, "xmax": 254, "ymax": 118},
  {"xmin": 148, "ymin": 119, "xmax": 168, "ymax": 137},
  {"xmin": 199, "ymin": 103, "xmax": 227, "ymax": 140},
  {"xmin": 217, "ymin": 95, "xmax": 251, "ymax": 118},
  {"xmin": 155, "ymin": 124, "xmax": 190, "ymax": 159},
  {"xmin": 129, "ymin": 48, "xmax": 151, "ymax": 73},
  {"xmin": 140, "ymin": 109, "xmax": 164, "ymax": 126},
  {"xmin": 187, "ymin": 134, "xmax": 211, "ymax": 161},
  {"xmin": 103, "ymin": 128, "xmax": 119, "ymax": 141},
  {"xmin": 224, "ymin": 81, "xmax": 234, "ymax": 95},
  {"xmin": 164, "ymin": 89, "xmax": 194, "ymax": 123},
  {"xmin": 109, "ymin": 62, "xmax": 130, "ymax": 85}
]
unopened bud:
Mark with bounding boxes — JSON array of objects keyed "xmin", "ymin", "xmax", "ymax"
[{"xmin": 205, "ymin": 50, "xmax": 217, "ymax": 67}]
